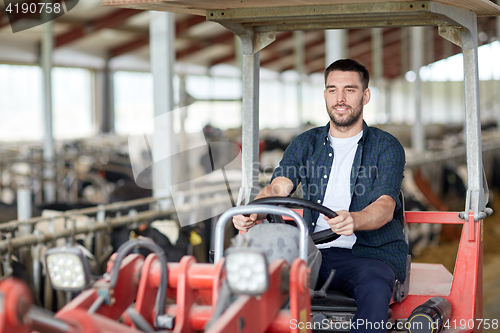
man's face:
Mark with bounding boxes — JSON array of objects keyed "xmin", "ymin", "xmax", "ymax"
[{"xmin": 324, "ymin": 70, "xmax": 370, "ymax": 129}]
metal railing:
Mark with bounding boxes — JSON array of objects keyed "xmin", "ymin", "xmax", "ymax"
[{"xmin": 0, "ymin": 180, "xmax": 239, "ymax": 309}]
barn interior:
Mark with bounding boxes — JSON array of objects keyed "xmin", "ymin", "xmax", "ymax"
[{"xmin": 1, "ymin": 0, "xmax": 500, "ymax": 328}]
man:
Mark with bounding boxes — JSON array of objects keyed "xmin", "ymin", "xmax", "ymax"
[{"xmin": 233, "ymin": 59, "xmax": 407, "ymax": 331}]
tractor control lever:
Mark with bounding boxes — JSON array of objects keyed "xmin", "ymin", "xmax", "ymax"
[{"xmin": 311, "ymin": 269, "xmax": 335, "ymax": 299}]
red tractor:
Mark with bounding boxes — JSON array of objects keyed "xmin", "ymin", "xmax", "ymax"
[
  {"xmin": 0, "ymin": 1, "xmax": 496, "ymax": 332},
  {"xmin": 0, "ymin": 195, "xmax": 487, "ymax": 332}
]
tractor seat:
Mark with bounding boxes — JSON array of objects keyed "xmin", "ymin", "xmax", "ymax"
[
  {"xmin": 309, "ymin": 191, "xmax": 410, "ymax": 312},
  {"xmin": 311, "ymin": 291, "xmax": 357, "ymax": 312}
]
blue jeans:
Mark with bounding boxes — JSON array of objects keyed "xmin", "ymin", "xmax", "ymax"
[{"xmin": 318, "ymin": 247, "xmax": 395, "ymax": 333}]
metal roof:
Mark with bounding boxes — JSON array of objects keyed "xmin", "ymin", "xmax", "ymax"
[
  {"xmin": 102, "ymin": 0, "xmax": 500, "ymax": 17},
  {"xmin": 0, "ymin": 0, "xmax": 498, "ymax": 75}
]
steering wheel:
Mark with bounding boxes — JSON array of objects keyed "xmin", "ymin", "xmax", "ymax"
[{"xmin": 248, "ymin": 197, "xmax": 340, "ymax": 244}]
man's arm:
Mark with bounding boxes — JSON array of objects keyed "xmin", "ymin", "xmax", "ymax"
[
  {"xmin": 324, "ymin": 195, "xmax": 395, "ymax": 236},
  {"xmin": 255, "ymin": 176, "xmax": 294, "ymax": 199},
  {"xmin": 233, "ymin": 130, "xmax": 306, "ymax": 232},
  {"xmin": 232, "ymin": 177, "xmax": 293, "ymax": 232},
  {"xmin": 325, "ymin": 133, "xmax": 404, "ymax": 236}
]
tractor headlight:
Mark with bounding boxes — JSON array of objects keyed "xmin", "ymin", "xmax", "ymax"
[
  {"xmin": 45, "ymin": 246, "xmax": 91, "ymax": 292},
  {"xmin": 225, "ymin": 248, "xmax": 269, "ymax": 295}
]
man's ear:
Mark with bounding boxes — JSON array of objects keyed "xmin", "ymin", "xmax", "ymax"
[
  {"xmin": 363, "ymin": 88, "xmax": 371, "ymax": 105},
  {"xmin": 323, "ymin": 88, "xmax": 327, "ymax": 101}
]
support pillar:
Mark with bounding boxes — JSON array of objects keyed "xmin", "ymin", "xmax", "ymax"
[
  {"xmin": 435, "ymin": 1, "xmax": 487, "ymax": 217},
  {"xmin": 497, "ymin": 0, "xmax": 500, "ymax": 133},
  {"xmin": 93, "ymin": 60, "xmax": 114, "ymax": 134},
  {"xmin": 41, "ymin": 18, "xmax": 56, "ymax": 203},
  {"xmin": 325, "ymin": 29, "xmax": 347, "ymax": 66},
  {"xmin": 425, "ymin": 26, "xmax": 435, "ymax": 123},
  {"xmin": 239, "ymin": 41, "xmax": 260, "ymax": 204},
  {"xmin": 90, "ymin": 70, "xmax": 98, "ymax": 133},
  {"xmin": 371, "ymin": 28, "xmax": 383, "ymax": 82},
  {"xmin": 459, "ymin": 18, "xmax": 486, "ymax": 218},
  {"xmin": 218, "ymin": 24, "xmax": 274, "ymax": 205},
  {"xmin": 100, "ymin": 59, "xmax": 115, "ymax": 133},
  {"xmin": 400, "ymin": 28, "xmax": 410, "ymax": 75},
  {"xmin": 426, "ymin": 26, "xmax": 435, "ymax": 65},
  {"xmin": 411, "ymin": 27, "xmax": 425, "ymax": 152},
  {"xmin": 17, "ymin": 187, "xmax": 32, "ymax": 283},
  {"xmin": 235, "ymin": 35, "xmax": 243, "ymax": 71},
  {"xmin": 371, "ymin": 28, "xmax": 387, "ymax": 123},
  {"xmin": 452, "ymin": 13, "xmax": 485, "ymax": 323},
  {"xmin": 178, "ymin": 75, "xmax": 189, "ymax": 184},
  {"xmin": 150, "ymin": 11, "xmax": 176, "ymax": 208},
  {"xmin": 443, "ymin": 35, "xmax": 453, "ymax": 122},
  {"xmin": 17, "ymin": 187, "xmax": 32, "ymax": 228},
  {"xmin": 294, "ymin": 31, "xmax": 305, "ymax": 125}
]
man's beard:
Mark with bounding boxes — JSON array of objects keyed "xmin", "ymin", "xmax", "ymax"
[{"xmin": 327, "ymin": 101, "xmax": 363, "ymax": 129}]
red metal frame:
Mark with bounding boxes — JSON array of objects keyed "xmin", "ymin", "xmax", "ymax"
[
  {"xmin": 281, "ymin": 209, "xmax": 482, "ymax": 332},
  {"xmin": 0, "ymin": 209, "xmax": 482, "ymax": 333},
  {"xmin": 0, "ymin": 278, "xmax": 33, "ymax": 333},
  {"xmin": 58, "ymin": 253, "xmax": 144, "ymax": 320},
  {"xmin": 391, "ymin": 211, "xmax": 482, "ymax": 333},
  {"xmin": 0, "ymin": 254, "xmax": 311, "ymax": 333}
]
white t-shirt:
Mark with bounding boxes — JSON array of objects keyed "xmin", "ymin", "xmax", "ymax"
[{"xmin": 314, "ymin": 130, "xmax": 363, "ymax": 249}]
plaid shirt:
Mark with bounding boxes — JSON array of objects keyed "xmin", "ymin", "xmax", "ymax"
[{"xmin": 271, "ymin": 121, "xmax": 408, "ymax": 281}]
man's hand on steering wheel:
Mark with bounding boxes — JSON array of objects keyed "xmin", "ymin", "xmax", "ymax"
[
  {"xmin": 232, "ymin": 213, "xmax": 268, "ymax": 232},
  {"xmin": 324, "ymin": 210, "xmax": 355, "ymax": 236},
  {"xmin": 232, "ymin": 214, "xmax": 257, "ymax": 232},
  {"xmin": 233, "ymin": 177, "xmax": 295, "ymax": 232}
]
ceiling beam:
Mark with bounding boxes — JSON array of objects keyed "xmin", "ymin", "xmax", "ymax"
[
  {"xmin": 176, "ymin": 31, "xmax": 234, "ymax": 60},
  {"xmin": 176, "ymin": 15, "xmax": 207, "ymax": 36},
  {"xmin": 382, "ymin": 42, "xmax": 402, "ymax": 78},
  {"xmin": 55, "ymin": 8, "xmax": 142, "ymax": 48},
  {"xmin": 109, "ymin": 36, "xmax": 148, "ymax": 58},
  {"xmin": 303, "ymin": 29, "xmax": 398, "ymax": 75},
  {"xmin": 0, "ymin": 11, "xmax": 10, "ymax": 30},
  {"xmin": 209, "ymin": 48, "xmax": 236, "ymax": 66},
  {"xmin": 307, "ymin": 61, "xmax": 327, "ymax": 75},
  {"xmin": 270, "ymin": 36, "xmax": 325, "ymax": 71},
  {"xmin": 349, "ymin": 28, "xmax": 400, "ymax": 59},
  {"xmin": 348, "ymin": 29, "xmax": 372, "ymax": 45},
  {"xmin": 108, "ymin": 14, "xmax": 206, "ymax": 58},
  {"xmin": 261, "ymin": 31, "xmax": 322, "ymax": 67},
  {"xmin": 305, "ymin": 57, "xmax": 327, "ymax": 75},
  {"xmin": 209, "ymin": 31, "xmax": 294, "ymax": 67}
]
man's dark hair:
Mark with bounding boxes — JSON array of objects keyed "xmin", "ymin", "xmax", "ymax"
[{"xmin": 324, "ymin": 59, "xmax": 370, "ymax": 90}]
